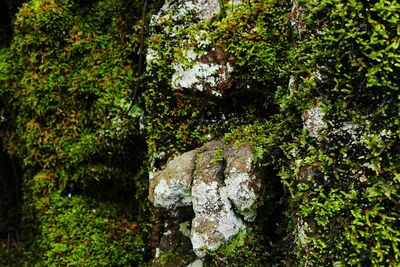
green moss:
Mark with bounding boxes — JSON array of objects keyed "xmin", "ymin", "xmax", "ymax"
[
  {"xmin": 31, "ymin": 192, "xmax": 145, "ymax": 266},
  {"xmin": 204, "ymin": 227, "xmax": 269, "ymax": 267},
  {"xmin": 2, "ymin": 0, "xmax": 400, "ymax": 265},
  {"xmin": 145, "ymin": 0, "xmax": 292, "ymax": 168},
  {"xmin": 0, "ymin": 0, "xmax": 149, "ymax": 265}
]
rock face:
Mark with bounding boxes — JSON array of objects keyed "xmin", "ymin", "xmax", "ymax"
[
  {"xmin": 148, "ymin": 0, "xmax": 234, "ymax": 98},
  {"xmin": 149, "ymin": 150, "xmax": 197, "ymax": 210},
  {"xmin": 149, "ymin": 141, "xmax": 262, "ymax": 257},
  {"xmin": 224, "ymin": 142, "xmax": 261, "ymax": 221}
]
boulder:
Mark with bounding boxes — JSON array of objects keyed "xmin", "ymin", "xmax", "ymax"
[{"xmin": 149, "ymin": 140, "xmax": 262, "ymax": 257}]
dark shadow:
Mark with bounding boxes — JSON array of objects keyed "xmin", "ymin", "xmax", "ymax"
[
  {"xmin": 0, "ymin": 0, "xmax": 25, "ymax": 47},
  {"xmin": 0, "ymin": 142, "xmax": 23, "ymax": 243},
  {"xmin": 258, "ymin": 167, "xmax": 297, "ymax": 266}
]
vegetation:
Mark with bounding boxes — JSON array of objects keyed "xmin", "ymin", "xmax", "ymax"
[
  {"xmin": 0, "ymin": 0, "xmax": 149, "ymax": 265},
  {"xmin": 1, "ymin": 0, "xmax": 400, "ymax": 266}
]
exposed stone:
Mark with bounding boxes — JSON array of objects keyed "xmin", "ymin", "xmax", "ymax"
[
  {"xmin": 149, "ymin": 140, "xmax": 261, "ymax": 257},
  {"xmin": 171, "ymin": 60, "xmax": 233, "ymax": 97},
  {"xmin": 191, "ymin": 211, "xmax": 243, "ymax": 257},
  {"xmin": 148, "ymin": 0, "xmax": 233, "ymax": 98},
  {"xmin": 224, "ymin": 143, "xmax": 262, "ymax": 221},
  {"xmin": 191, "ymin": 140, "xmax": 243, "ymax": 256},
  {"xmin": 187, "ymin": 259, "xmax": 203, "ymax": 267},
  {"xmin": 149, "ymin": 149, "xmax": 197, "ymax": 210},
  {"xmin": 192, "ymin": 0, "xmax": 220, "ymax": 19}
]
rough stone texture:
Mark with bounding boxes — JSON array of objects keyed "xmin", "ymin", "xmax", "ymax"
[
  {"xmin": 149, "ymin": 149, "xmax": 197, "ymax": 210},
  {"xmin": 187, "ymin": 259, "xmax": 203, "ymax": 267},
  {"xmin": 149, "ymin": 140, "xmax": 261, "ymax": 257},
  {"xmin": 148, "ymin": 0, "xmax": 233, "ymax": 98},
  {"xmin": 172, "ymin": 47, "xmax": 233, "ymax": 97},
  {"xmin": 171, "ymin": 60, "xmax": 233, "ymax": 97},
  {"xmin": 191, "ymin": 141, "xmax": 243, "ymax": 257},
  {"xmin": 152, "ymin": 221, "xmax": 196, "ymax": 267},
  {"xmin": 224, "ymin": 143, "xmax": 262, "ymax": 221}
]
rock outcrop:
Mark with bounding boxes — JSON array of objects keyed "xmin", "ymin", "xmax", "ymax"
[
  {"xmin": 149, "ymin": 141, "xmax": 262, "ymax": 257},
  {"xmin": 147, "ymin": 0, "xmax": 234, "ymax": 98}
]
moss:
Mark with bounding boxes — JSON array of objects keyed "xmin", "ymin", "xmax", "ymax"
[
  {"xmin": 145, "ymin": 0, "xmax": 292, "ymax": 168},
  {"xmin": 204, "ymin": 227, "xmax": 269, "ymax": 266},
  {"xmin": 2, "ymin": 0, "xmax": 400, "ymax": 265},
  {"xmin": 0, "ymin": 0, "xmax": 149, "ymax": 265}
]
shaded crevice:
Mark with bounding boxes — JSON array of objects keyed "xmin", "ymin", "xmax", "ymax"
[
  {"xmin": 257, "ymin": 168, "xmax": 296, "ymax": 266},
  {"xmin": 0, "ymin": 142, "xmax": 23, "ymax": 242}
]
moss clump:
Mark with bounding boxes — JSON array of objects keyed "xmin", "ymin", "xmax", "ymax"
[
  {"xmin": 32, "ymin": 192, "xmax": 144, "ymax": 266},
  {"xmin": 277, "ymin": 0, "xmax": 400, "ymax": 265},
  {"xmin": 0, "ymin": 0, "xmax": 149, "ymax": 265},
  {"xmin": 144, "ymin": 0, "xmax": 292, "ymax": 167},
  {"xmin": 204, "ymin": 227, "xmax": 269, "ymax": 266}
]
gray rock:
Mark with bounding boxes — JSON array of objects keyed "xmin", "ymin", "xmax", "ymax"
[
  {"xmin": 191, "ymin": 141, "xmax": 243, "ymax": 257},
  {"xmin": 149, "ymin": 140, "xmax": 261, "ymax": 257},
  {"xmin": 187, "ymin": 259, "xmax": 203, "ymax": 267},
  {"xmin": 148, "ymin": 0, "xmax": 233, "ymax": 98},
  {"xmin": 224, "ymin": 143, "xmax": 262, "ymax": 221},
  {"xmin": 149, "ymin": 149, "xmax": 197, "ymax": 210}
]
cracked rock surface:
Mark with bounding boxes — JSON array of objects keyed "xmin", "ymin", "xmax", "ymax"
[{"xmin": 149, "ymin": 140, "xmax": 262, "ymax": 257}]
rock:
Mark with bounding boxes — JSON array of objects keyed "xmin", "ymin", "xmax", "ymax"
[
  {"xmin": 187, "ymin": 259, "xmax": 203, "ymax": 267},
  {"xmin": 149, "ymin": 140, "xmax": 261, "ymax": 257},
  {"xmin": 152, "ymin": 221, "xmax": 196, "ymax": 267},
  {"xmin": 224, "ymin": 142, "xmax": 262, "ymax": 221},
  {"xmin": 149, "ymin": 149, "xmax": 197, "ymax": 210},
  {"xmin": 171, "ymin": 60, "xmax": 233, "ymax": 97},
  {"xmin": 148, "ymin": 0, "xmax": 233, "ymax": 98},
  {"xmin": 172, "ymin": 47, "xmax": 233, "ymax": 97},
  {"xmin": 191, "ymin": 0, "xmax": 220, "ymax": 19},
  {"xmin": 303, "ymin": 105, "xmax": 325, "ymax": 138},
  {"xmin": 191, "ymin": 141, "xmax": 243, "ymax": 257}
]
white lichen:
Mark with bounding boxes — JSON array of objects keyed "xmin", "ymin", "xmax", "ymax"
[
  {"xmin": 171, "ymin": 62, "xmax": 220, "ymax": 90},
  {"xmin": 149, "ymin": 141, "xmax": 260, "ymax": 257},
  {"xmin": 192, "ymin": 181, "xmax": 221, "ymax": 213},
  {"xmin": 303, "ymin": 105, "xmax": 326, "ymax": 138},
  {"xmin": 154, "ymin": 178, "xmax": 192, "ymax": 209},
  {"xmin": 224, "ymin": 172, "xmax": 257, "ymax": 221}
]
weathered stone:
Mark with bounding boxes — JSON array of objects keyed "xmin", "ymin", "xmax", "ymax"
[
  {"xmin": 191, "ymin": 209, "xmax": 243, "ymax": 257},
  {"xmin": 187, "ymin": 259, "xmax": 203, "ymax": 267},
  {"xmin": 149, "ymin": 140, "xmax": 260, "ymax": 258},
  {"xmin": 190, "ymin": 141, "xmax": 243, "ymax": 256},
  {"xmin": 171, "ymin": 60, "xmax": 233, "ymax": 97},
  {"xmin": 172, "ymin": 46, "xmax": 233, "ymax": 97},
  {"xmin": 149, "ymin": 149, "xmax": 197, "ymax": 210},
  {"xmin": 148, "ymin": 0, "xmax": 233, "ymax": 98},
  {"xmin": 224, "ymin": 142, "xmax": 262, "ymax": 221}
]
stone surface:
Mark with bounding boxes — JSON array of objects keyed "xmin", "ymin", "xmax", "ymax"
[
  {"xmin": 191, "ymin": 141, "xmax": 243, "ymax": 257},
  {"xmin": 172, "ymin": 47, "xmax": 233, "ymax": 97},
  {"xmin": 148, "ymin": 0, "xmax": 233, "ymax": 98},
  {"xmin": 148, "ymin": 140, "xmax": 262, "ymax": 257},
  {"xmin": 149, "ymin": 149, "xmax": 197, "ymax": 210},
  {"xmin": 187, "ymin": 259, "xmax": 203, "ymax": 267},
  {"xmin": 224, "ymin": 143, "xmax": 262, "ymax": 221}
]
